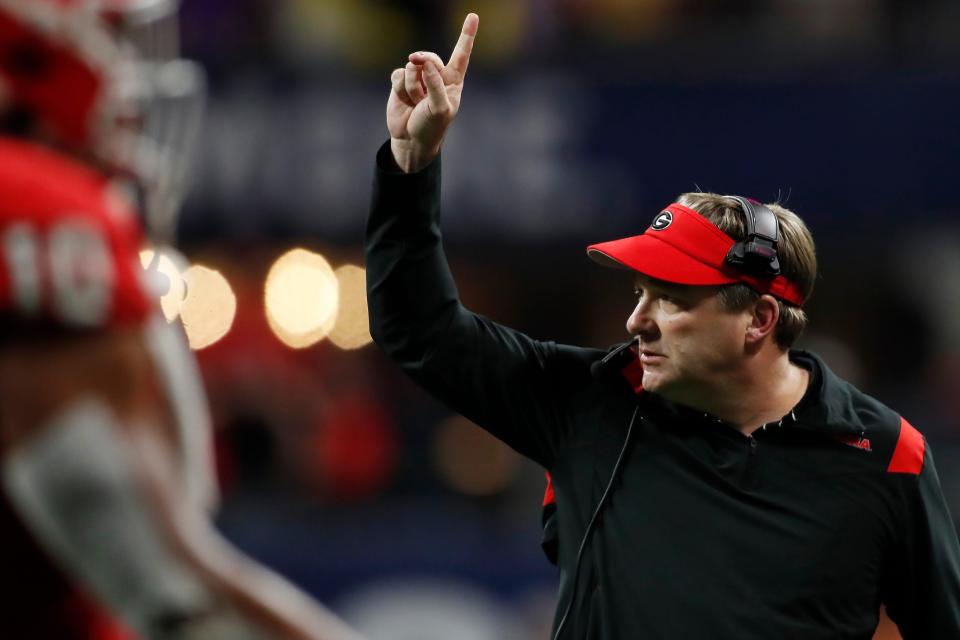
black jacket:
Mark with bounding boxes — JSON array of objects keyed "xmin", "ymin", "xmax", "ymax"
[{"xmin": 365, "ymin": 142, "xmax": 960, "ymax": 639}]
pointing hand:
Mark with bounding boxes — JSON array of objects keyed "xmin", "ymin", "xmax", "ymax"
[{"xmin": 386, "ymin": 13, "xmax": 479, "ymax": 173}]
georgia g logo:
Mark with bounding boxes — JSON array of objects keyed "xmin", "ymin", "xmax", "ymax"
[{"xmin": 651, "ymin": 211, "xmax": 673, "ymax": 231}]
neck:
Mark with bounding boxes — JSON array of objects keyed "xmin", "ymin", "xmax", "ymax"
[{"xmin": 691, "ymin": 350, "xmax": 810, "ymax": 436}]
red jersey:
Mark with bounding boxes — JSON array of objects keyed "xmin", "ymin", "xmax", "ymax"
[{"xmin": 0, "ymin": 136, "xmax": 153, "ymax": 329}]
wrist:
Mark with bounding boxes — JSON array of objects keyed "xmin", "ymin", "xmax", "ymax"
[{"xmin": 390, "ymin": 138, "xmax": 440, "ymax": 173}]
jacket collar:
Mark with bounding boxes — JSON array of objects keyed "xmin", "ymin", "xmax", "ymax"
[{"xmin": 786, "ymin": 350, "xmax": 869, "ymax": 437}]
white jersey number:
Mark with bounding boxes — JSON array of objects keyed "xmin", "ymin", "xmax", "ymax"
[{"xmin": 3, "ymin": 220, "xmax": 115, "ymax": 327}]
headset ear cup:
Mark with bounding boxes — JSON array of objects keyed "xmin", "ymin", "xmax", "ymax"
[{"xmin": 725, "ymin": 240, "xmax": 747, "ymax": 267}]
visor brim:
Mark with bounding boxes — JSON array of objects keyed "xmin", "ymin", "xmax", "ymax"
[{"xmin": 587, "ymin": 234, "xmax": 739, "ymax": 286}]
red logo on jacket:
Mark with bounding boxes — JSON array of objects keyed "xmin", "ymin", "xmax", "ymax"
[{"xmin": 839, "ymin": 435, "xmax": 872, "ymax": 452}]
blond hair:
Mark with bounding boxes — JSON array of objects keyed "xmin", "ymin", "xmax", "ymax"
[{"xmin": 675, "ymin": 193, "xmax": 817, "ymax": 349}]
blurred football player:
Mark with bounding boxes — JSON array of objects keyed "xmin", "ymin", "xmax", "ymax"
[{"xmin": 0, "ymin": 1, "xmax": 362, "ymax": 638}]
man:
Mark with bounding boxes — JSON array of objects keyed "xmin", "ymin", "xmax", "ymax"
[
  {"xmin": 0, "ymin": 2, "xmax": 362, "ymax": 638},
  {"xmin": 366, "ymin": 13, "xmax": 960, "ymax": 638}
]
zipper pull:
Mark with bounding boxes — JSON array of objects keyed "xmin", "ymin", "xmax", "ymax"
[{"xmin": 748, "ymin": 436, "xmax": 758, "ymax": 455}]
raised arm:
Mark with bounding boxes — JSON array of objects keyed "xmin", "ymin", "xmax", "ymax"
[{"xmin": 367, "ymin": 14, "xmax": 597, "ymax": 468}]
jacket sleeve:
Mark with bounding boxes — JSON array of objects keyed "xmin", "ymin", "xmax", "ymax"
[
  {"xmin": 365, "ymin": 141, "xmax": 593, "ymax": 469},
  {"xmin": 882, "ymin": 440, "xmax": 960, "ymax": 638}
]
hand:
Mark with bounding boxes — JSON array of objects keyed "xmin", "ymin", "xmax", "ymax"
[{"xmin": 386, "ymin": 13, "xmax": 479, "ymax": 173}]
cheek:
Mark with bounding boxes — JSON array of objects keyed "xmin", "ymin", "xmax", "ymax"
[
  {"xmin": 698, "ymin": 319, "xmax": 746, "ymax": 367},
  {"xmin": 664, "ymin": 314, "xmax": 743, "ymax": 366}
]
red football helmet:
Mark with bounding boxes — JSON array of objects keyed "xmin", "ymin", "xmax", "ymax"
[{"xmin": 0, "ymin": 0, "xmax": 205, "ymax": 243}]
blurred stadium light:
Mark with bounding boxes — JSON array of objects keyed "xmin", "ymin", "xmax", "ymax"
[
  {"xmin": 265, "ymin": 247, "xmax": 339, "ymax": 349},
  {"xmin": 179, "ymin": 264, "xmax": 237, "ymax": 349}
]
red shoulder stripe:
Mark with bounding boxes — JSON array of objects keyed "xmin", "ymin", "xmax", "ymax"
[
  {"xmin": 887, "ymin": 417, "xmax": 925, "ymax": 475},
  {"xmin": 542, "ymin": 471, "xmax": 556, "ymax": 508}
]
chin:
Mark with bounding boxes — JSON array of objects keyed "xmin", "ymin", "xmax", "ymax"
[
  {"xmin": 641, "ymin": 369, "xmax": 669, "ymax": 392},
  {"xmin": 643, "ymin": 370, "xmax": 691, "ymax": 404}
]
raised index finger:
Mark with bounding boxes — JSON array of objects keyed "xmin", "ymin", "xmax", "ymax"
[{"xmin": 445, "ymin": 13, "xmax": 478, "ymax": 81}]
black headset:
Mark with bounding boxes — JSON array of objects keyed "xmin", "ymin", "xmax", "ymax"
[{"xmin": 723, "ymin": 195, "xmax": 782, "ymax": 278}]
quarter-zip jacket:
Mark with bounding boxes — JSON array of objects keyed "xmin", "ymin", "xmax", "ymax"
[{"xmin": 365, "ymin": 142, "xmax": 960, "ymax": 639}]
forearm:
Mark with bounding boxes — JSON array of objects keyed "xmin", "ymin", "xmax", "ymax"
[
  {"xmin": 122, "ymin": 414, "xmax": 362, "ymax": 640},
  {"xmin": 366, "ymin": 141, "xmax": 576, "ymax": 466},
  {"xmin": 2, "ymin": 400, "xmax": 225, "ymax": 638},
  {"xmin": 366, "ymin": 140, "xmax": 462, "ymax": 364},
  {"xmin": 167, "ymin": 522, "xmax": 363, "ymax": 640}
]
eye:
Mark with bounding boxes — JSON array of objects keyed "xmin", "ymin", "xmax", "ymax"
[{"xmin": 659, "ymin": 293, "xmax": 689, "ymax": 310}]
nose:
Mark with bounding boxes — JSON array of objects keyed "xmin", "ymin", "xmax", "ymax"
[{"xmin": 626, "ymin": 299, "xmax": 659, "ymax": 340}]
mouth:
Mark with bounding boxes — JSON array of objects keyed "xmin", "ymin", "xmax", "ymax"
[{"xmin": 639, "ymin": 349, "xmax": 665, "ymax": 364}]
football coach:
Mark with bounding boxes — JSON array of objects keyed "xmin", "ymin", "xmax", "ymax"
[{"xmin": 365, "ymin": 13, "xmax": 960, "ymax": 639}]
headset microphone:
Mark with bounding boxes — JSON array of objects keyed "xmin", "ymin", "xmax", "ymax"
[{"xmin": 590, "ymin": 340, "xmax": 637, "ymax": 380}]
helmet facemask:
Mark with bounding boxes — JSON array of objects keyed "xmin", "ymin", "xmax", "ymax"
[{"xmin": 0, "ymin": 0, "xmax": 206, "ymax": 245}]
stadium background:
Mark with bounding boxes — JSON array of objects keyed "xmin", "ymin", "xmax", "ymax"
[{"xmin": 163, "ymin": 1, "xmax": 960, "ymax": 637}]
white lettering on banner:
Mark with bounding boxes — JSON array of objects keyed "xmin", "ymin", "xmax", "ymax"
[
  {"xmin": 185, "ymin": 80, "xmax": 632, "ymax": 238},
  {"xmin": 2, "ymin": 219, "xmax": 115, "ymax": 327}
]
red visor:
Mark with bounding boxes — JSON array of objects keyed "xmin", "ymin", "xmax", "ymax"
[{"xmin": 587, "ymin": 203, "xmax": 806, "ymax": 306}]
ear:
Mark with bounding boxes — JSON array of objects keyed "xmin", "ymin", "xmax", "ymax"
[{"xmin": 744, "ymin": 294, "xmax": 779, "ymax": 347}]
